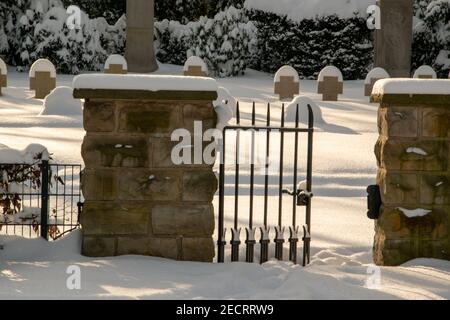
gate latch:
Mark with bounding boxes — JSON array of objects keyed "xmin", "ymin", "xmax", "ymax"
[
  {"xmin": 367, "ymin": 185, "xmax": 381, "ymax": 220},
  {"xmin": 283, "ymin": 185, "xmax": 313, "ymax": 207}
]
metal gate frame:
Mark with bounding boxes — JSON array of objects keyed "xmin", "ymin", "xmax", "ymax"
[
  {"xmin": 217, "ymin": 102, "xmax": 314, "ymax": 265},
  {"xmin": 0, "ymin": 160, "xmax": 83, "ymax": 240}
]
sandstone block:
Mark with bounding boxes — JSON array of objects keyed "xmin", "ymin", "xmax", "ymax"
[
  {"xmin": 82, "ymin": 236, "xmax": 116, "ymax": 257},
  {"xmin": 84, "ymin": 100, "xmax": 116, "ymax": 132},
  {"xmin": 182, "ymin": 237, "xmax": 215, "ymax": 262},
  {"xmin": 182, "ymin": 170, "xmax": 218, "ymax": 202}
]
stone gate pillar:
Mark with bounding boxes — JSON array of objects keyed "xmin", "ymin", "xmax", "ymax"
[
  {"xmin": 371, "ymin": 79, "xmax": 450, "ymax": 266},
  {"xmin": 73, "ymin": 74, "xmax": 218, "ymax": 262},
  {"xmin": 375, "ymin": 0, "xmax": 413, "ymax": 77}
]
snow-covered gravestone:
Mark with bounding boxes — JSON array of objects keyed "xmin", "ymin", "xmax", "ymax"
[
  {"xmin": 413, "ymin": 65, "xmax": 437, "ymax": 79},
  {"xmin": 274, "ymin": 66, "xmax": 300, "ymax": 100},
  {"xmin": 371, "ymin": 79, "xmax": 450, "ymax": 266},
  {"xmin": 364, "ymin": 67, "xmax": 390, "ymax": 97},
  {"xmin": 285, "ymin": 96, "xmax": 324, "ymax": 125},
  {"xmin": 0, "ymin": 58, "xmax": 6, "ymax": 96},
  {"xmin": 40, "ymin": 87, "xmax": 82, "ymax": 116},
  {"xmin": 183, "ymin": 56, "xmax": 208, "ymax": 77},
  {"xmin": 104, "ymin": 54, "xmax": 128, "ymax": 74},
  {"xmin": 29, "ymin": 59, "xmax": 56, "ymax": 99},
  {"xmin": 317, "ymin": 66, "xmax": 343, "ymax": 101}
]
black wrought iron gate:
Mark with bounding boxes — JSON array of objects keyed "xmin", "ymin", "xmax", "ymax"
[{"xmin": 217, "ymin": 102, "xmax": 314, "ymax": 266}]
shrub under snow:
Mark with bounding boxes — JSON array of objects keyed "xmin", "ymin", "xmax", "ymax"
[
  {"xmin": 155, "ymin": 6, "xmax": 257, "ymax": 77},
  {"xmin": 40, "ymin": 86, "xmax": 82, "ymax": 116}
]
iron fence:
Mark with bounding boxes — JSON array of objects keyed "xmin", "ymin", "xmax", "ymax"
[
  {"xmin": 0, "ymin": 160, "xmax": 83, "ymax": 240},
  {"xmin": 217, "ymin": 101, "xmax": 314, "ymax": 265}
]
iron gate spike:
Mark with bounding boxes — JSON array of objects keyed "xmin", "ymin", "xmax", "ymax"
[
  {"xmin": 259, "ymin": 226, "xmax": 270, "ymax": 264},
  {"xmin": 289, "ymin": 226, "xmax": 300, "ymax": 264},
  {"xmin": 245, "ymin": 227, "xmax": 257, "ymax": 263},
  {"xmin": 230, "ymin": 228, "xmax": 241, "ymax": 262},
  {"xmin": 274, "ymin": 226, "xmax": 285, "ymax": 260}
]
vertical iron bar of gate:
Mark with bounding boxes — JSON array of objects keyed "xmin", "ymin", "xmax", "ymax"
[
  {"xmin": 231, "ymin": 102, "xmax": 241, "ymax": 262},
  {"xmin": 218, "ymin": 128, "xmax": 226, "ymax": 263},
  {"xmin": 40, "ymin": 160, "xmax": 49, "ymax": 240},
  {"xmin": 289, "ymin": 104, "xmax": 300, "ymax": 263},
  {"xmin": 260, "ymin": 103, "xmax": 271, "ymax": 264},
  {"xmin": 304, "ymin": 104, "xmax": 315, "ymax": 265},
  {"xmin": 246, "ymin": 103, "xmax": 256, "ymax": 263},
  {"xmin": 275, "ymin": 104, "xmax": 286, "ymax": 260}
]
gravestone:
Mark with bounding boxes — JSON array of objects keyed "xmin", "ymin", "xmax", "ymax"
[
  {"xmin": 274, "ymin": 66, "xmax": 300, "ymax": 100},
  {"xmin": 317, "ymin": 66, "xmax": 343, "ymax": 101},
  {"xmin": 29, "ymin": 59, "xmax": 56, "ymax": 99},
  {"xmin": 413, "ymin": 65, "xmax": 437, "ymax": 79},
  {"xmin": 104, "ymin": 54, "xmax": 128, "ymax": 74},
  {"xmin": 375, "ymin": 0, "xmax": 413, "ymax": 77},
  {"xmin": 0, "ymin": 58, "xmax": 6, "ymax": 96},
  {"xmin": 73, "ymin": 74, "xmax": 219, "ymax": 262},
  {"xmin": 371, "ymin": 79, "xmax": 450, "ymax": 266},
  {"xmin": 126, "ymin": 0, "xmax": 158, "ymax": 73},
  {"xmin": 364, "ymin": 67, "xmax": 390, "ymax": 97},
  {"xmin": 183, "ymin": 56, "xmax": 208, "ymax": 77}
]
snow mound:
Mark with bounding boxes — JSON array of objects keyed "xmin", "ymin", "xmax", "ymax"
[
  {"xmin": 40, "ymin": 86, "xmax": 82, "ymax": 116},
  {"xmin": 244, "ymin": 0, "xmax": 374, "ymax": 21},
  {"xmin": 413, "ymin": 65, "xmax": 437, "ymax": 79},
  {"xmin": 372, "ymin": 79, "xmax": 450, "ymax": 95},
  {"xmin": 29, "ymin": 59, "xmax": 56, "ymax": 78},
  {"xmin": 213, "ymin": 87, "xmax": 235, "ymax": 130},
  {"xmin": 399, "ymin": 208, "xmax": 432, "ymax": 218},
  {"xmin": 318, "ymin": 66, "xmax": 343, "ymax": 82},
  {"xmin": 274, "ymin": 65, "xmax": 299, "ymax": 82},
  {"xmin": 285, "ymin": 96, "xmax": 325, "ymax": 124},
  {"xmin": 364, "ymin": 67, "xmax": 390, "ymax": 84},
  {"xmin": 0, "ymin": 143, "xmax": 48, "ymax": 164},
  {"xmin": 184, "ymin": 56, "xmax": 208, "ymax": 73},
  {"xmin": 73, "ymin": 74, "xmax": 218, "ymax": 92},
  {"xmin": 0, "ymin": 58, "xmax": 6, "ymax": 75},
  {"xmin": 104, "ymin": 54, "xmax": 127, "ymax": 70}
]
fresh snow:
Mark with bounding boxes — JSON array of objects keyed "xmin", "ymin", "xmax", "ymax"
[
  {"xmin": 413, "ymin": 65, "xmax": 437, "ymax": 79},
  {"xmin": 29, "ymin": 58, "xmax": 56, "ymax": 78},
  {"xmin": 1, "ymin": 63, "xmax": 450, "ymax": 299},
  {"xmin": 40, "ymin": 86, "xmax": 82, "ymax": 116},
  {"xmin": 183, "ymin": 56, "xmax": 208, "ymax": 73},
  {"xmin": 274, "ymin": 65, "xmax": 299, "ymax": 83},
  {"xmin": 244, "ymin": 0, "xmax": 375, "ymax": 21},
  {"xmin": 372, "ymin": 79, "xmax": 450, "ymax": 95},
  {"xmin": 318, "ymin": 66, "xmax": 343, "ymax": 82},
  {"xmin": 104, "ymin": 54, "xmax": 128, "ymax": 70},
  {"xmin": 406, "ymin": 147, "xmax": 428, "ymax": 156},
  {"xmin": 1, "ymin": 230, "xmax": 449, "ymax": 300},
  {"xmin": 73, "ymin": 74, "xmax": 218, "ymax": 92},
  {"xmin": 364, "ymin": 67, "xmax": 390, "ymax": 84},
  {"xmin": 398, "ymin": 208, "xmax": 432, "ymax": 218},
  {"xmin": 0, "ymin": 143, "xmax": 48, "ymax": 164}
]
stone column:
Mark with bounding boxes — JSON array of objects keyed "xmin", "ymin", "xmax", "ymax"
[
  {"xmin": 126, "ymin": 0, "xmax": 158, "ymax": 73},
  {"xmin": 375, "ymin": 0, "xmax": 413, "ymax": 77},
  {"xmin": 74, "ymin": 77, "xmax": 218, "ymax": 262},
  {"xmin": 371, "ymin": 80, "xmax": 450, "ymax": 266}
]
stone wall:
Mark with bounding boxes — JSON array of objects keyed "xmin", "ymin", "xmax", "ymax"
[
  {"xmin": 371, "ymin": 86, "xmax": 450, "ymax": 266},
  {"xmin": 74, "ymin": 88, "xmax": 218, "ymax": 262}
]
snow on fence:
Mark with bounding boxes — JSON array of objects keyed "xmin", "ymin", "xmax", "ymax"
[
  {"xmin": 370, "ymin": 79, "xmax": 450, "ymax": 266},
  {"xmin": 183, "ymin": 56, "xmax": 208, "ymax": 77},
  {"xmin": 317, "ymin": 66, "xmax": 343, "ymax": 101},
  {"xmin": 29, "ymin": 59, "xmax": 56, "ymax": 99},
  {"xmin": 274, "ymin": 66, "xmax": 300, "ymax": 101},
  {"xmin": 0, "ymin": 57, "xmax": 6, "ymax": 96},
  {"xmin": 0, "ymin": 144, "xmax": 82, "ymax": 240},
  {"xmin": 104, "ymin": 54, "xmax": 128, "ymax": 75}
]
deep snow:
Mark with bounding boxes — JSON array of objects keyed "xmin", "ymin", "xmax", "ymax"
[{"xmin": 1, "ymin": 63, "xmax": 449, "ymax": 299}]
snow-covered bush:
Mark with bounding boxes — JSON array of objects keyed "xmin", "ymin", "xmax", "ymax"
[
  {"xmin": 0, "ymin": 144, "xmax": 48, "ymax": 227},
  {"xmin": 156, "ymin": 6, "xmax": 257, "ymax": 77},
  {"xmin": 0, "ymin": 0, "xmax": 125, "ymax": 74},
  {"xmin": 412, "ymin": 0, "xmax": 450, "ymax": 78},
  {"xmin": 247, "ymin": 9, "xmax": 373, "ymax": 80}
]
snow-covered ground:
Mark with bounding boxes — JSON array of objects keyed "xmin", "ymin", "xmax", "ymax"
[{"xmin": 1, "ymin": 64, "xmax": 449, "ymax": 299}]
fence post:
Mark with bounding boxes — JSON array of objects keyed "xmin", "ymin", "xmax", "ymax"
[{"xmin": 40, "ymin": 160, "xmax": 49, "ymax": 240}]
